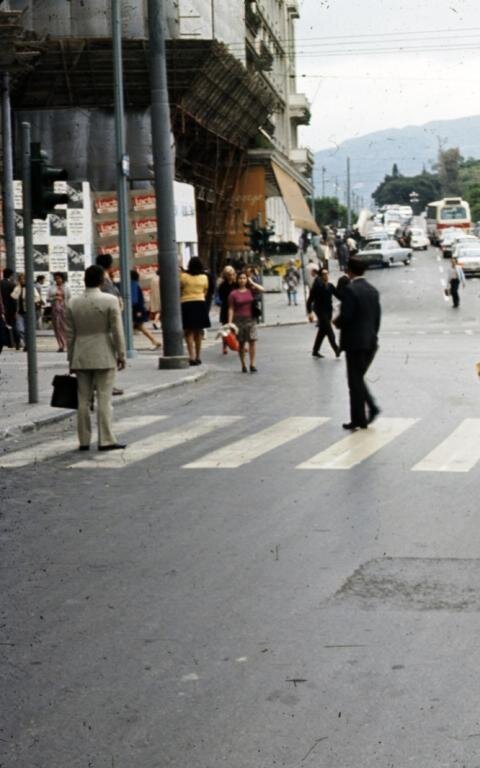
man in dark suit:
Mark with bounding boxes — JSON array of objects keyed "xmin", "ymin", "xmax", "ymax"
[{"xmin": 334, "ymin": 257, "xmax": 381, "ymax": 430}]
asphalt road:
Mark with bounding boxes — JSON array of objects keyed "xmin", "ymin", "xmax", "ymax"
[{"xmin": 2, "ymin": 247, "xmax": 480, "ymax": 768}]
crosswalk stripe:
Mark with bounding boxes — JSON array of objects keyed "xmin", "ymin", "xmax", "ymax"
[
  {"xmin": 70, "ymin": 415, "xmax": 242, "ymax": 469},
  {"xmin": 0, "ymin": 416, "xmax": 167, "ymax": 468},
  {"xmin": 412, "ymin": 419, "xmax": 480, "ymax": 473},
  {"xmin": 184, "ymin": 417, "xmax": 328, "ymax": 469},
  {"xmin": 297, "ymin": 418, "xmax": 418, "ymax": 470}
]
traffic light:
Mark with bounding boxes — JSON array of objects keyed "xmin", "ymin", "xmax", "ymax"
[
  {"xmin": 244, "ymin": 219, "xmax": 262, "ymax": 251},
  {"xmin": 30, "ymin": 142, "xmax": 69, "ymax": 220},
  {"xmin": 259, "ymin": 225, "xmax": 275, "ymax": 251}
]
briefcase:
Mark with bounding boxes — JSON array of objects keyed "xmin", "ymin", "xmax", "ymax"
[{"xmin": 51, "ymin": 375, "xmax": 78, "ymax": 410}]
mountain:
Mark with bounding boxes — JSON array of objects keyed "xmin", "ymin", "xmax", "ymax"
[{"xmin": 313, "ymin": 115, "xmax": 480, "ymax": 206}]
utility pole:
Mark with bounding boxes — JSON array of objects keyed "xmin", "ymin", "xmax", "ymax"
[
  {"xmin": 148, "ymin": 0, "xmax": 187, "ymax": 368},
  {"xmin": 2, "ymin": 73, "xmax": 16, "ymax": 273},
  {"xmin": 111, "ymin": 0, "xmax": 135, "ymax": 358},
  {"xmin": 346, "ymin": 157, "xmax": 352, "ymax": 229},
  {"xmin": 321, "ymin": 166, "xmax": 326, "ymax": 198},
  {"xmin": 21, "ymin": 122, "xmax": 38, "ymax": 404}
]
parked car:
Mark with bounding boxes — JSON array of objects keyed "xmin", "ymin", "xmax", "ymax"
[
  {"xmin": 456, "ymin": 246, "xmax": 480, "ymax": 277},
  {"xmin": 356, "ymin": 239, "xmax": 412, "ymax": 268},
  {"xmin": 410, "ymin": 227, "xmax": 429, "ymax": 250}
]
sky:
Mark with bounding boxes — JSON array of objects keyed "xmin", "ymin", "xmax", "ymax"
[{"xmin": 295, "ymin": 0, "xmax": 480, "ymax": 153}]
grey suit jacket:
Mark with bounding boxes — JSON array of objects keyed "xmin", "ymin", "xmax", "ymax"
[{"xmin": 65, "ymin": 288, "xmax": 126, "ymax": 370}]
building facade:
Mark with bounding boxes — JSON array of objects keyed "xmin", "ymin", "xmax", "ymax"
[{"xmin": 3, "ymin": 0, "xmax": 317, "ymax": 268}]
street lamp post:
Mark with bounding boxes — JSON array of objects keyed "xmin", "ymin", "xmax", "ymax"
[{"xmin": 409, "ymin": 191, "xmax": 419, "ymax": 216}]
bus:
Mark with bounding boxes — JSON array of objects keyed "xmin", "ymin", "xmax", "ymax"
[{"xmin": 426, "ymin": 197, "xmax": 471, "ymax": 244}]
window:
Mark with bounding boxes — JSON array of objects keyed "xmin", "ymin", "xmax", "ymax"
[{"xmin": 441, "ymin": 206, "xmax": 467, "ymax": 221}]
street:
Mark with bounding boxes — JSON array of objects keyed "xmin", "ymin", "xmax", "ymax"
[{"xmin": 2, "ymin": 249, "xmax": 480, "ymax": 767}]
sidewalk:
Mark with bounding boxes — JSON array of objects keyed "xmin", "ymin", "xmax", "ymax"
[{"xmin": 0, "ymin": 290, "xmax": 310, "ymax": 438}]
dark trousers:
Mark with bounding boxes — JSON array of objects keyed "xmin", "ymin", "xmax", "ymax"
[
  {"xmin": 345, "ymin": 348, "xmax": 377, "ymax": 427},
  {"xmin": 313, "ymin": 315, "xmax": 339, "ymax": 355},
  {"xmin": 450, "ymin": 278, "xmax": 460, "ymax": 307}
]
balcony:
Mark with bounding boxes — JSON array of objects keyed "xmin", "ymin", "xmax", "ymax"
[
  {"xmin": 286, "ymin": 1, "xmax": 300, "ymax": 19},
  {"xmin": 289, "ymin": 92, "xmax": 311, "ymax": 125},
  {"xmin": 245, "ymin": 1, "xmax": 262, "ymax": 36},
  {"xmin": 289, "ymin": 147, "xmax": 314, "ymax": 177},
  {"xmin": 258, "ymin": 39, "xmax": 274, "ymax": 71}
]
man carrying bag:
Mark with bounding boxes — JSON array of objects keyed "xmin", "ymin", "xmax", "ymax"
[{"xmin": 65, "ymin": 265, "xmax": 126, "ymax": 452}]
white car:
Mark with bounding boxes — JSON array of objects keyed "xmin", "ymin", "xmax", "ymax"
[
  {"xmin": 451, "ymin": 236, "xmax": 480, "ymax": 259},
  {"xmin": 440, "ymin": 228, "xmax": 470, "ymax": 257},
  {"xmin": 456, "ymin": 246, "xmax": 480, "ymax": 277},
  {"xmin": 410, "ymin": 227, "xmax": 429, "ymax": 250},
  {"xmin": 357, "ymin": 239, "xmax": 412, "ymax": 268}
]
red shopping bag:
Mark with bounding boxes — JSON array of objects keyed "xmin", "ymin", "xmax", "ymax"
[{"xmin": 224, "ymin": 330, "xmax": 239, "ymax": 351}]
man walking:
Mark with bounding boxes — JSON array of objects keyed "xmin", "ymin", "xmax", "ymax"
[
  {"xmin": 65, "ymin": 265, "xmax": 126, "ymax": 451},
  {"xmin": 334, "ymin": 257, "xmax": 381, "ymax": 430},
  {"xmin": 307, "ymin": 268, "xmax": 340, "ymax": 359}
]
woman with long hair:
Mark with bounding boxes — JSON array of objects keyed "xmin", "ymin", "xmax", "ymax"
[
  {"xmin": 216, "ymin": 265, "xmax": 237, "ymax": 354},
  {"xmin": 227, "ymin": 271, "xmax": 264, "ymax": 373},
  {"xmin": 179, "ymin": 256, "xmax": 211, "ymax": 365}
]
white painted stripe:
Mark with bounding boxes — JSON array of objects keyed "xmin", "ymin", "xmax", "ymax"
[
  {"xmin": 412, "ymin": 419, "xmax": 480, "ymax": 473},
  {"xmin": 71, "ymin": 415, "xmax": 242, "ymax": 469},
  {"xmin": 297, "ymin": 418, "xmax": 417, "ymax": 470},
  {"xmin": 184, "ymin": 417, "xmax": 328, "ymax": 469},
  {"xmin": 0, "ymin": 416, "xmax": 167, "ymax": 468}
]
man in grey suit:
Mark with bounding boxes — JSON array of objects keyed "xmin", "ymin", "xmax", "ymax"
[
  {"xmin": 334, "ymin": 257, "xmax": 381, "ymax": 430},
  {"xmin": 65, "ymin": 265, "xmax": 126, "ymax": 451}
]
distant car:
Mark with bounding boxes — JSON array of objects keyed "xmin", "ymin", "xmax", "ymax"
[
  {"xmin": 365, "ymin": 226, "xmax": 389, "ymax": 241},
  {"xmin": 451, "ymin": 235, "xmax": 480, "ymax": 259},
  {"xmin": 356, "ymin": 239, "xmax": 412, "ymax": 268},
  {"xmin": 456, "ymin": 247, "xmax": 480, "ymax": 277},
  {"xmin": 439, "ymin": 227, "xmax": 468, "ymax": 257},
  {"xmin": 410, "ymin": 227, "xmax": 429, "ymax": 250}
]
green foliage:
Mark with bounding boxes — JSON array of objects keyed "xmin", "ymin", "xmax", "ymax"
[
  {"xmin": 437, "ymin": 147, "xmax": 462, "ymax": 196},
  {"xmin": 372, "ymin": 173, "xmax": 441, "ymax": 210},
  {"xmin": 314, "ymin": 196, "xmax": 348, "ymax": 227}
]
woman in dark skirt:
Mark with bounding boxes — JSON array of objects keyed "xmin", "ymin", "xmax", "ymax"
[{"xmin": 180, "ymin": 257, "xmax": 210, "ymax": 365}]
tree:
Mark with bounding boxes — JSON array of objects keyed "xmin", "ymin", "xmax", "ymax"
[
  {"xmin": 437, "ymin": 147, "xmax": 462, "ymax": 196},
  {"xmin": 372, "ymin": 173, "xmax": 441, "ymax": 210},
  {"xmin": 313, "ymin": 196, "xmax": 348, "ymax": 227},
  {"xmin": 392, "ymin": 163, "xmax": 400, "ymax": 178}
]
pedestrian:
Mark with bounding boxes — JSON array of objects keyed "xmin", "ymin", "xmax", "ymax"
[
  {"xmin": 333, "ymin": 257, "xmax": 381, "ymax": 431},
  {"xmin": 65, "ymin": 264, "xmax": 126, "ymax": 451},
  {"xmin": 305, "ymin": 257, "xmax": 320, "ymax": 289},
  {"xmin": 227, "ymin": 271, "xmax": 265, "ymax": 373},
  {"xmin": 307, "ymin": 268, "xmax": 340, "ymax": 359},
  {"xmin": 0, "ymin": 288, "xmax": 6, "ymax": 354},
  {"xmin": 216, "ymin": 265, "xmax": 237, "ymax": 353},
  {"xmin": 179, "ymin": 256, "xmax": 211, "ymax": 366},
  {"xmin": 11, "ymin": 273, "xmax": 41, "ymax": 352},
  {"xmin": 446, "ymin": 256, "xmax": 466, "ymax": 308},
  {"xmin": 0, "ymin": 268, "xmax": 20, "ymax": 349},
  {"xmin": 130, "ymin": 269, "xmax": 161, "ymax": 349},
  {"xmin": 336, "ymin": 236, "xmax": 350, "ymax": 272},
  {"xmin": 284, "ymin": 259, "xmax": 300, "ymax": 306},
  {"xmin": 47, "ymin": 272, "xmax": 71, "ymax": 352},
  {"xmin": 149, "ymin": 269, "xmax": 161, "ymax": 329},
  {"xmin": 95, "ymin": 253, "xmax": 124, "ymax": 395},
  {"xmin": 34, "ymin": 274, "xmax": 46, "ymax": 330}
]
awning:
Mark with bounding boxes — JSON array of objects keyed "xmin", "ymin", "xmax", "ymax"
[{"xmin": 272, "ymin": 161, "xmax": 320, "ymax": 234}]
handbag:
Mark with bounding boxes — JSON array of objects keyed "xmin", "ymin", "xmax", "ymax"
[
  {"xmin": 252, "ymin": 298, "xmax": 262, "ymax": 321},
  {"xmin": 51, "ymin": 374, "xmax": 79, "ymax": 409}
]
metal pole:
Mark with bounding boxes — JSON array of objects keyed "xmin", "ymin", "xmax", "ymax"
[
  {"xmin": 112, "ymin": 0, "xmax": 135, "ymax": 358},
  {"xmin": 2, "ymin": 73, "xmax": 16, "ymax": 273},
  {"xmin": 346, "ymin": 157, "xmax": 352, "ymax": 229},
  {"xmin": 321, "ymin": 165, "xmax": 325, "ymax": 198},
  {"xmin": 148, "ymin": 0, "xmax": 187, "ymax": 368},
  {"xmin": 21, "ymin": 122, "xmax": 38, "ymax": 404}
]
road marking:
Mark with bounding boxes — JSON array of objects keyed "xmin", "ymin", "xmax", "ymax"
[
  {"xmin": 412, "ymin": 419, "xmax": 480, "ymax": 473},
  {"xmin": 70, "ymin": 415, "xmax": 242, "ymax": 469},
  {"xmin": 297, "ymin": 418, "xmax": 418, "ymax": 470},
  {"xmin": 0, "ymin": 416, "xmax": 167, "ymax": 468},
  {"xmin": 184, "ymin": 417, "xmax": 328, "ymax": 469}
]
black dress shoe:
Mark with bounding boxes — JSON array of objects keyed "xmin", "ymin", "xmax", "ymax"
[
  {"xmin": 312, "ymin": 352, "xmax": 324, "ymax": 358},
  {"xmin": 249, "ymin": 365, "xmax": 258, "ymax": 373},
  {"xmin": 98, "ymin": 443, "xmax": 127, "ymax": 451},
  {"xmin": 368, "ymin": 406, "xmax": 381, "ymax": 424},
  {"xmin": 342, "ymin": 422, "xmax": 368, "ymax": 431},
  {"xmin": 78, "ymin": 445, "xmax": 90, "ymax": 451},
  {"xmin": 112, "ymin": 387, "xmax": 124, "ymax": 396}
]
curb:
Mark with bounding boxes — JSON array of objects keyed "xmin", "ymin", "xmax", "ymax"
[{"xmin": 0, "ymin": 368, "xmax": 209, "ymax": 440}]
